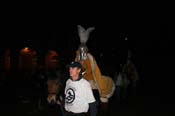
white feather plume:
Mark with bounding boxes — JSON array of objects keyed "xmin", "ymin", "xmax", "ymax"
[{"xmin": 77, "ymin": 25, "xmax": 95, "ymax": 44}]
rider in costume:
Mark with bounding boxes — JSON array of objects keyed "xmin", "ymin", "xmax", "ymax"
[
  {"xmin": 75, "ymin": 25, "xmax": 115, "ymax": 104},
  {"xmin": 122, "ymin": 50, "xmax": 139, "ymax": 97}
]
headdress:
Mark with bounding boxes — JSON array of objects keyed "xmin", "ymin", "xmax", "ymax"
[{"xmin": 77, "ymin": 25, "xmax": 95, "ymax": 61}]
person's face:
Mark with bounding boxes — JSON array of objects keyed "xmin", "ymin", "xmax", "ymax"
[
  {"xmin": 69, "ymin": 67, "xmax": 81, "ymax": 80},
  {"xmin": 79, "ymin": 47, "xmax": 88, "ymax": 61},
  {"xmin": 79, "ymin": 60, "xmax": 85, "ymax": 65}
]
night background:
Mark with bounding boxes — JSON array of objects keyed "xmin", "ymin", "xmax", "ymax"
[{"xmin": 0, "ymin": 6, "xmax": 173, "ymax": 115}]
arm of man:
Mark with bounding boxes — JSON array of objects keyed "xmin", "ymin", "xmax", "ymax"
[
  {"xmin": 89, "ymin": 101, "xmax": 97, "ymax": 116},
  {"xmin": 85, "ymin": 81, "xmax": 97, "ymax": 116}
]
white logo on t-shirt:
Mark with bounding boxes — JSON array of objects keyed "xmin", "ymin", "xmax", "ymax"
[{"xmin": 65, "ymin": 88, "xmax": 75, "ymax": 104}]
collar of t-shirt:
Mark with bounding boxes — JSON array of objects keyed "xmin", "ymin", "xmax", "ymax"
[{"xmin": 70, "ymin": 75, "xmax": 82, "ymax": 81}]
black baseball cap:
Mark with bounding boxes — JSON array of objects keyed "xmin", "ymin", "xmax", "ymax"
[{"xmin": 68, "ymin": 61, "xmax": 82, "ymax": 69}]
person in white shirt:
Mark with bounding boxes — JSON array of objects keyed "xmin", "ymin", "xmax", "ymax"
[{"xmin": 64, "ymin": 61, "xmax": 97, "ymax": 116}]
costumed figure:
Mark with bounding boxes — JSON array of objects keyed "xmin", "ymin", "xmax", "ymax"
[
  {"xmin": 122, "ymin": 50, "xmax": 139, "ymax": 97},
  {"xmin": 75, "ymin": 25, "xmax": 115, "ymax": 106},
  {"xmin": 46, "ymin": 72, "xmax": 63, "ymax": 116},
  {"xmin": 47, "ymin": 73, "xmax": 61, "ymax": 104},
  {"xmin": 45, "ymin": 50, "xmax": 65, "ymax": 115},
  {"xmin": 113, "ymin": 63, "xmax": 130, "ymax": 102}
]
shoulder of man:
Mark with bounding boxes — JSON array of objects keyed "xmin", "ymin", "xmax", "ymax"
[
  {"xmin": 81, "ymin": 78, "xmax": 91, "ymax": 86},
  {"xmin": 66, "ymin": 78, "xmax": 72, "ymax": 84}
]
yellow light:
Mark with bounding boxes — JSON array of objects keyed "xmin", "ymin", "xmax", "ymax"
[
  {"xmin": 24, "ymin": 47, "xmax": 29, "ymax": 50},
  {"xmin": 20, "ymin": 47, "xmax": 30, "ymax": 53}
]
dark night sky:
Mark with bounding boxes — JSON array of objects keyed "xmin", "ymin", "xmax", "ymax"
[
  {"xmin": 1, "ymin": 6, "xmax": 173, "ymax": 96},
  {"xmin": 1, "ymin": 7, "xmax": 171, "ymax": 62}
]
